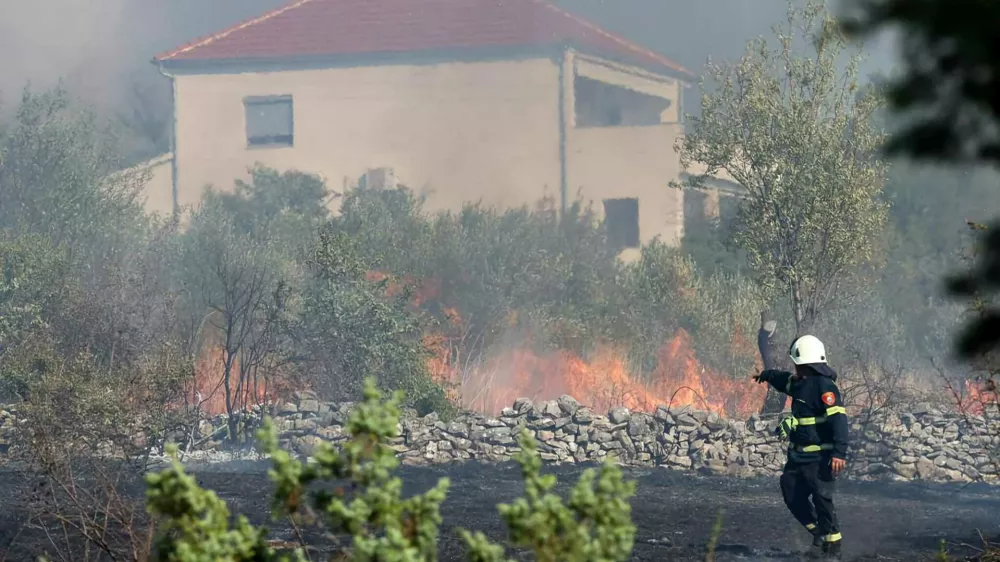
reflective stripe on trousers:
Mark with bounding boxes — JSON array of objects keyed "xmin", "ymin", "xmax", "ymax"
[{"xmin": 791, "ymin": 443, "xmax": 835, "ymax": 453}]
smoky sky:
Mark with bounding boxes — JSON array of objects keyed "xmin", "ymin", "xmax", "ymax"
[
  {"xmin": 2, "ymin": 0, "xmax": 895, "ymax": 113},
  {"xmin": 0, "ymin": 0, "xmax": 282, "ymax": 109}
]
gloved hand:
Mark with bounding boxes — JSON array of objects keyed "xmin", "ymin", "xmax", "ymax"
[
  {"xmin": 775, "ymin": 416, "xmax": 796, "ymax": 439},
  {"xmin": 753, "ymin": 371, "xmax": 770, "ymax": 384}
]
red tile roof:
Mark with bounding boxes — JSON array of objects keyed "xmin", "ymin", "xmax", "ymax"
[{"xmin": 155, "ymin": 0, "xmax": 691, "ymax": 77}]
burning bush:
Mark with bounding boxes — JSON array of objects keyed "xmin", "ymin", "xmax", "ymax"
[{"xmin": 325, "ymin": 183, "xmax": 766, "ymax": 418}]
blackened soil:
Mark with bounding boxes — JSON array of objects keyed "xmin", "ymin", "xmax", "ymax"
[{"xmin": 3, "ymin": 460, "xmax": 999, "ymax": 561}]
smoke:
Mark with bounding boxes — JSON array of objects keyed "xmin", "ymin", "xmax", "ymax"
[
  {"xmin": 0, "ymin": 0, "xmax": 284, "ymax": 111},
  {"xmin": 2, "ymin": 0, "xmax": 894, "ymax": 113},
  {"xmin": 561, "ymin": 0, "xmax": 897, "ymax": 80}
]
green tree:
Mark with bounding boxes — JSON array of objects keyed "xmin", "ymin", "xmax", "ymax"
[
  {"xmin": 0, "ymin": 87, "xmax": 148, "ymax": 271},
  {"xmin": 293, "ymin": 227, "xmax": 451, "ymax": 416},
  {"xmin": 676, "ymin": 0, "xmax": 889, "ymax": 334},
  {"xmin": 214, "ymin": 165, "xmax": 332, "ymax": 251}
]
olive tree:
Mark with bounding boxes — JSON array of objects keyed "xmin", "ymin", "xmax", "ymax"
[{"xmin": 676, "ymin": 0, "xmax": 889, "ymax": 336}]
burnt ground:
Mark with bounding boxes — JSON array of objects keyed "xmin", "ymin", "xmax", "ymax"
[{"xmin": 2, "ymin": 460, "xmax": 999, "ymax": 561}]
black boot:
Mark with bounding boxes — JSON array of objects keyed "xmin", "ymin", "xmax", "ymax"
[
  {"xmin": 811, "ymin": 532, "xmax": 824, "ymax": 548},
  {"xmin": 821, "ymin": 539, "xmax": 842, "ymax": 559}
]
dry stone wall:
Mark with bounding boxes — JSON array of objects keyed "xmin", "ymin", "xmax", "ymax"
[{"xmin": 3, "ymin": 392, "xmax": 998, "ymax": 483}]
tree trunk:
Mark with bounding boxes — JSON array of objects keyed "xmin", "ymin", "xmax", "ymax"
[
  {"xmin": 760, "ymin": 386, "xmax": 788, "ymax": 414},
  {"xmin": 224, "ymin": 352, "xmax": 238, "ymax": 445},
  {"xmin": 791, "ymin": 285, "xmax": 805, "ymax": 335},
  {"xmin": 757, "ymin": 309, "xmax": 789, "ymax": 415}
]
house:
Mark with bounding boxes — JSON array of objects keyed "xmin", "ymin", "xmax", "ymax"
[{"xmin": 148, "ymin": 0, "xmax": 739, "ymax": 248}]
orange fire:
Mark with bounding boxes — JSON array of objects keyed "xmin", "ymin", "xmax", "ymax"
[
  {"xmin": 189, "ymin": 346, "xmax": 284, "ymax": 416},
  {"xmin": 427, "ymin": 328, "xmax": 765, "ymax": 418},
  {"xmin": 959, "ymin": 378, "xmax": 1000, "ymax": 415},
  {"xmin": 188, "ymin": 271, "xmax": 766, "ymax": 419}
]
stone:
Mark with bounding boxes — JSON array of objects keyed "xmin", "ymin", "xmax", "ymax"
[
  {"xmin": 537, "ymin": 430, "xmax": 555, "ymax": 442},
  {"xmin": 654, "ymin": 406, "xmax": 674, "ymax": 424},
  {"xmin": 609, "ymin": 407, "xmax": 631, "ymax": 424},
  {"xmin": 893, "ymin": 462, "xmax": 917, "ymax": 479},
  {"xmin": 573, "ymin": 408, "xmax": 594, "ymax": 424},
  {"xmin": 667, "ymin": 455, "xmax": 693, "ymax": 468},
  {"xmin": 615, "ymin": 430, "xmax": 636, "ymax": 456},
  {"xmin": 447, "ymin": 422, "xmax": 470, "ymax": 438},
  {"xmin": 540, "ymin": 400, "xmax": 562, "ymax": 418},
  {"xmin": 293, "ymin": 435, "xmax": 321, "ymax": 456},
  {"xmin": 278, "ymin": 402, "xmax": 298, "ymax": 415},
  {"xmin": 553, "ymin": 416, "xmax": 572, "ymax": 429},
  {"xmin": 298, "ymin": 399, "xmax": 319, "ymax": 414},
  {"xmin": 627, "ymin": 415, "xmax": 654, "ymax": 438},
  {"xmin": 700, "ymin": 459, "xmax": 728, "ymax": 475},
  {"xmin": 916, "ymin": 457, "xmax": 937, "ymax": 479},
  {"xmin": 293, "ymin": 419, "xmax": 317, "ymax": 431},
  {"xmin": 529, "ymin": 418, "xmax": 556, "ymax": 429},
  {"xmin": 592, "ymin": 430, "xmax": 614, "ymax": 443},
  {"xmin": 513, "ymin": 398, "xmax": 534, "ymax": 414},
  {"xmin": 705, "ymin": 414, "xmax": 727, "ymax": 431},
  {"xmin": 557, "ymin": 395, "xmax": 581, "ymax": 415},
  {"xmin": 676, "ymin": 414, "xmax": 699, "ymax": 427}
]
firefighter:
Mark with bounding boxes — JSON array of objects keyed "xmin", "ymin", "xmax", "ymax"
[{"xmin": 753, "ymin": 334, "xmax": 848, "ymax": 558}]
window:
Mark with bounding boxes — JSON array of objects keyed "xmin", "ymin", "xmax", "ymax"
[
  {"xmin": 574, "ymin": 76, "xmax": 671, "ymax": 128},
  {"xmin": 604, "ymin": 198, "xmax": 639, "ymax": 251},
  {"xmin": 244, "ymin": 95, "xmax": 293, "ymax": 147}
]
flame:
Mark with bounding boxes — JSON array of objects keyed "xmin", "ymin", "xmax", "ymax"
[
  {"xmin": 959, "ymin": 378, "xmax": 1000, "ymax": 415},
  {"xmin": 189, "ymin": 345, "xmax": 288, "ymax": 416},
  {"xmin": 429, "ymin": 328, "xmax": 765, "ymax": 418},
  {"xmin": 187, "ymin": 270, "xmax": 766, "ymax": 419}
]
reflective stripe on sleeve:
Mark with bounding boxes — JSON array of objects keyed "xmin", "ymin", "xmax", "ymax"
[{"xmin": 825, "ymin": 406, "xmax": 847, "ymax": 416}]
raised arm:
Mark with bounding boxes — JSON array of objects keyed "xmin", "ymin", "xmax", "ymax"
[{"xmin": 753, "ymin": 370, "xmax": 794, "ymax": 395}]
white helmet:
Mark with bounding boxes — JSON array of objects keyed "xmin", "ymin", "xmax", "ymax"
[{"xmin": 789, "ymin": 335, "xmax": 826, "ymax": 365}]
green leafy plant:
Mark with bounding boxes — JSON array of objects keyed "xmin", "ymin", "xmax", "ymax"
[
  {"xmin": 144, "ymin": 378, "xmax": 639, "ymax": 562},
  {"xmin": 263, "ymin": 380, "xmax": 451, "ymax": 561},
  {"xmin": 460, "ymin": 430, "xmax": 637, "ymax": 562}
]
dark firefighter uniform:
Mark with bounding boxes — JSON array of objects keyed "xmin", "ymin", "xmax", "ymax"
[{"xmin": 756, "ymin": 360, "xmax": 849, "ymax": 557}]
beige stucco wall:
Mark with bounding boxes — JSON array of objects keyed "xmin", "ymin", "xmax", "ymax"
[
  {"xmin": 565, "ymin": 123, "xmax": 685, "ymax": 247},
  {"xmin": 172, "ymin": 58, "xmax": 562, "ymax": 214},
  {"xmin": 141, "ymin": 159, "xmax": 175, "ymax": 216}
]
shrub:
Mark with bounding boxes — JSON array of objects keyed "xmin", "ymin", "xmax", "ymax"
[
  {"xmin": 459, "ymin": 430, "xmax": 636, "ymax": 562},
  {"xmin": 622, "ymin": 242, "xmax": 763, "ymax": 380},
  {"xmin": 144, "ymin": 379, "xmax": 638, "ymax": 562},
  {"xmin": 330, "ymin": 182, "xmax": 762, "ymax": 385},
  {"xmin": 294, "ymin": 228, "xmax": 454, "ymax": 417}
]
